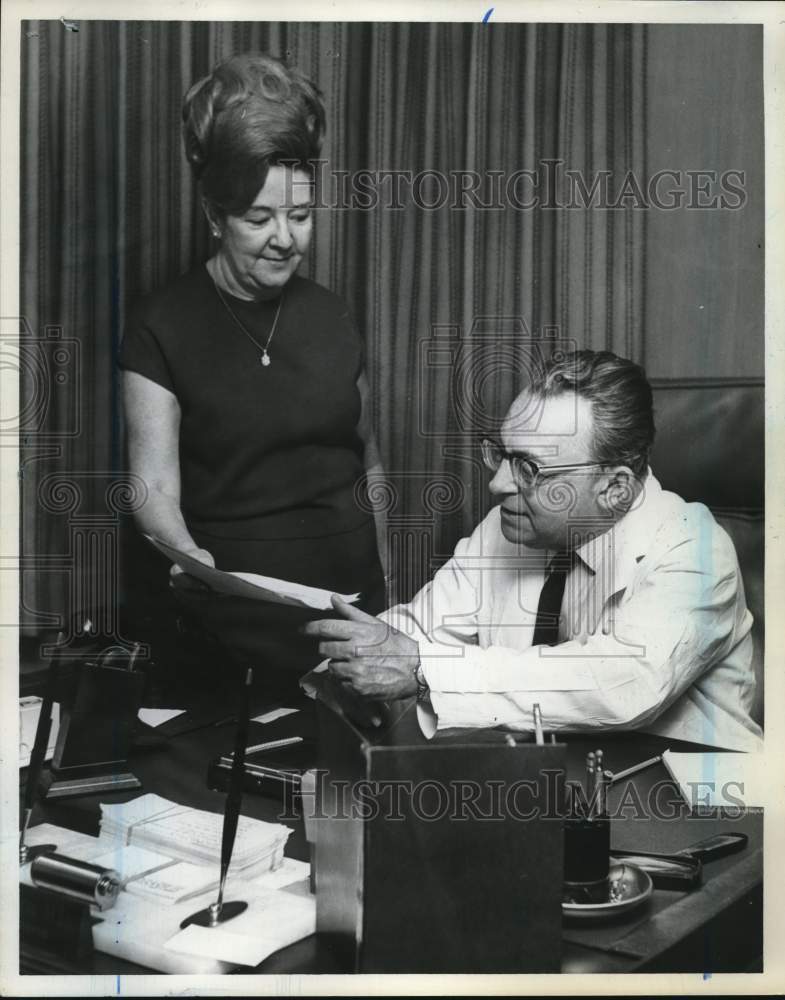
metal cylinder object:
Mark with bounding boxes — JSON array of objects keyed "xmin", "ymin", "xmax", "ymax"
[{"xmin": 30, "ymin": 852, "xmax": 120, "ymax": 911}]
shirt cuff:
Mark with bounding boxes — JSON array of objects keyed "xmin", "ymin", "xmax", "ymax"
[{"xmin": 415, "ymin": 698, "xmax": 438, "ymax": 739}]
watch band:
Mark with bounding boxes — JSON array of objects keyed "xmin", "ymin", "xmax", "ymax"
[{"xmin": 413, "ymin": 661, "xmax": 429, "ymax": 702}]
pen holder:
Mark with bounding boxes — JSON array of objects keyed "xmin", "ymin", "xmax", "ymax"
[
  {"xmin": 40, "ymin": 657, "xmax": 145, "ymax": 799},
  {"xmin": 563, "ymin": 815, "xmax": 611, "ymax": 887}
]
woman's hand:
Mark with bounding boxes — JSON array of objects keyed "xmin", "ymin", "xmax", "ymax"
[{"xmin": 170, "ymin": 547, "xmax": 216, "ymax": 591}]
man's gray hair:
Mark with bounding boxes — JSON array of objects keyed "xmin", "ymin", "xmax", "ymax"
[{"xmin": 530, "ymin": 350, "xmax": 655, "ymax": 476}]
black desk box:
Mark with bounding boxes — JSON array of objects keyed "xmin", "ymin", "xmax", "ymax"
[{"xmin": 314, "ymin": 698, "xmax": 566, "ymax": 973}]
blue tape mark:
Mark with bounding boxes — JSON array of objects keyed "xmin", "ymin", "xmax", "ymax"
[
  {"xmin": 482, "ymin": 7, "xmax": 494, "ymax": 22},
  {"xmin": 697, "ymin": 511, "xmax": 719, "ymax": 758},
  {"xmin": 703, "ymin": 971, "xmax": 712, "ymax": 981},
  {"xmin": 116, "ymin": 973, "xmax": 121, "ymax": 993}
]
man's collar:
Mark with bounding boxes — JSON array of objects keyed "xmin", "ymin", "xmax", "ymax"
[{"xmin": 570, "ymin": 470, "xmax": 661, "ymax": 589}]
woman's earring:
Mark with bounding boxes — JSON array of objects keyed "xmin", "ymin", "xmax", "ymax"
[{"xmin": 211, "ymin": 227, "xmax": 221, "ymax": 238}]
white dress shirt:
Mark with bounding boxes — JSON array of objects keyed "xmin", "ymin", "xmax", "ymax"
[{"xmin": 380, "ymin": 472, "xmax": 762, "ymax": 751}]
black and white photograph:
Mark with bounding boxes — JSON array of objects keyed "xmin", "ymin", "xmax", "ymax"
[{"xmin": 1, "ymin": 0, "xmax": 783, "ymax": 993}]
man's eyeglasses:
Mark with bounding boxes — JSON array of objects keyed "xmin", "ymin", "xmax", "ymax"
[{"xmin": 480, "ymin": 438, "xmax": 606, "ymax": 489}]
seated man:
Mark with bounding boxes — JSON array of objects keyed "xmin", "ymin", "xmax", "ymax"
[{"xmin": 305, "ymin": 350, "xmax": 763, "ymax": 751}]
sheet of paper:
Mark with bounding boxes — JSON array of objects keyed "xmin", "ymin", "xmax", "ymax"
[
  {"xmin": 248, "ymin": 856, "xmax": 310, "ymax": 890},
  {"xmin": 662, "ymin": 750, "xmax": 764, "ymax": 808},
  {"xmin": 164, "ymin": 924, "xmax": 280, "ymax": 967},
  {"xmin": 234, "ymin": 886, "xmax": 317, "ymax": 942},
  {"xmin": 231, "ymin": 570, "xmax": 359, "ymax": 609},
  {"xmin": 252, "ymin": 707, "xmax": 300, "ymax": 724},
  {"xmin": 299, "ymin": 660, "xmax": 329, "ymax": 699},
  {"xmin": 137, "ymin": 708, "xmax": 185, "ymax": 727},
  {"xmin": 125, "ymin": 861, "xmax": 218, "ymax": 905},
  {"xmin": 22, "ymin": 823, "xmax": 96, "ymax": 859},
  {"xmin": 145, "ymin": 534, "xmax": 359, "ymax": 609},
  {"xmin": 91, "ymin": 844, "xmax": 176, "ymax": 882}
]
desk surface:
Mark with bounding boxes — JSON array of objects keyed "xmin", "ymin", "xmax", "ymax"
[{"xmin": 22, "ymin": 695, "xmax": 762, "ymax": 977}]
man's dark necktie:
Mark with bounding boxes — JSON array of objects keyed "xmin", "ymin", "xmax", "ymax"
[{"xmin": 532, "ymin": 549, "xmax": 575, "ymax": 646}]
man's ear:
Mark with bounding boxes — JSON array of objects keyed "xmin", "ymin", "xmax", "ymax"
[{"xmin": 596, "ymin": 466, "xmax": 639, "ymax": 515}]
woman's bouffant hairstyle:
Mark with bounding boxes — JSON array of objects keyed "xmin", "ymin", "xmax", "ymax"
[{"xmin": 182, "ymin": 53, "xmax": 325, "ymax": 215}]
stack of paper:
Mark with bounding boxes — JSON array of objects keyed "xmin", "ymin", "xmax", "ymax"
[
  {"xmin": 124, "ymin": 862, "xmax": 221, "ymax": 905},
  {"xmin": 99, "ymin": 794, "xmax": 291, "ymax": 877},
  {"xmin": 661, "ymin": 750, "xmax": 764, "ymax": 808}
]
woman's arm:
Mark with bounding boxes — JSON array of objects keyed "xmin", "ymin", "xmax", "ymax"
[
  {"xmin": 123, "ymin": 371, "xmax": 213, "ymax": 569},
  {"xmin": 355, "ymin": 370, "xmax": 390, "ymax": 585}
]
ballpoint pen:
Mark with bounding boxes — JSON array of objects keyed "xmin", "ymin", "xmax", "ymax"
[
  {"xmin": 603, "ymin": 768, "xmax": 612, "ymax": 816},
  {"xmin": 238, "ymin": 735, "xmax": 303, "ymax": 756},
  {"xmin": 533, "ymin": 703, "xmax": 544, "ymax": 745},
  {"xmin": 218, "ymin": 668, "xmax": 252, "ymax": 911},
  {"xmin": 585, "ymin": 752, "xmax": 596, "ymax": 818},
  {"xmin": 594, "ymin": 749, "xmax": 604, "ymax": 816},
  {"xmin": 212, "ymin": 715, "xmax": 237, "ymax": 728},
  {"xmin": 608, "ymin": 752, "xmax": 667, "ymax": 785}
]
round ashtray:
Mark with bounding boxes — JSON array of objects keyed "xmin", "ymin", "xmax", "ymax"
[{"xmin": 562, "ymin": 862, "xmax": 653, "ymax": 920}]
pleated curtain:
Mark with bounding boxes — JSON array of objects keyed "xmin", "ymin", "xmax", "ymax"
[{"xmin": 20, "ymin": 20, "xmax": 646, "ymax": 629}]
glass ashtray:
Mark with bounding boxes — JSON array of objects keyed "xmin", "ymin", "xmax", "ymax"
[{"xmin": 562, "ymin": 862, "xmax": 653, "ymax": 920}]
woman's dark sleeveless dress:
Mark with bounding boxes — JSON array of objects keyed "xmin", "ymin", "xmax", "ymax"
[{"xmin": 120, "ymin": 266, "xmax": 384, "ymax": 696}]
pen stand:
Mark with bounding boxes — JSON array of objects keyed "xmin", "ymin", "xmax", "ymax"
[
  {"xmin": 564, "ymin": 815, "xmax": 611, "ymax": 887},
  {"xmin": 40, "ymin": 655, "xmax": 145, "ymax": 799}
]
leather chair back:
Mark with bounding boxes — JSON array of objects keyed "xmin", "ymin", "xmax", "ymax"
[{"xmin": 649, "ymin": 381, "xmax": 764, "ymax": 726}]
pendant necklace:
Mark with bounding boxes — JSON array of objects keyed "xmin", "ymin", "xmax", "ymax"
[{"xmin": 212, "ymin": 278, "xmax": 284, "ymax": 367}]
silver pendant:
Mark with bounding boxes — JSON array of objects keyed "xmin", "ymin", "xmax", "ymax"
[{"xmin": 261, "ymin": 351, "xmax": 271, "ymax": 367}]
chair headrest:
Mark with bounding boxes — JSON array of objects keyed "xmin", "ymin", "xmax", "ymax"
[{"xmin": 650, "ymin": 382, "xmax": 763, "ymax": 513}]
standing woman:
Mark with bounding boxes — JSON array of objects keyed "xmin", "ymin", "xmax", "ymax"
[{"xmin": 121, "ymin": 53, "xmax": 386, "ymax": 696}]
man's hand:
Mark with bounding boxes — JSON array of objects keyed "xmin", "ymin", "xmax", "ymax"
[{"xmin": 302, "ymin": 596, "xmax": 420, "ymax": 701}]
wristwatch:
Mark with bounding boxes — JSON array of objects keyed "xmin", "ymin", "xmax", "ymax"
[{"xmin": 413, "ymin": 661, "xmax": 429, "ymax": 702}]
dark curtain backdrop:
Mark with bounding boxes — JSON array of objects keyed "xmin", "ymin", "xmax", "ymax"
[{"xmin": 19, "ymin": 20, "xmax": 647, "ymax": 633}]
